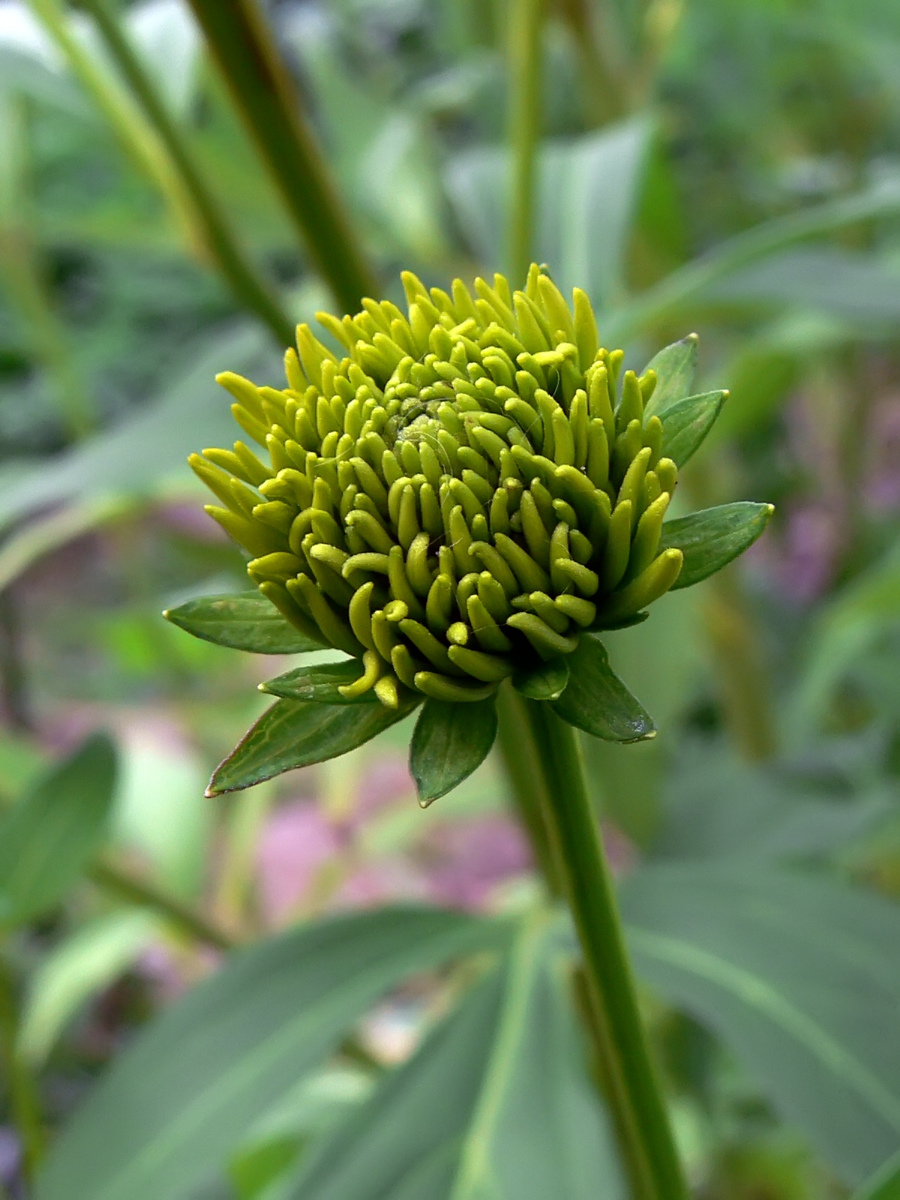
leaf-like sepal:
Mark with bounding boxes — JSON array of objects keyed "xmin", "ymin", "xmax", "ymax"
[
  {"xmin": 259, "ymin": 660, "xmax": 378, "ymax": 704},
  {"xmin": 512, "ymin": 657, "xmax": 570, "ymax": 701},
  {"xmin": 660, "ymin": 501, "xmax": 775, "ymax": 590},
  {"xmin": 410, "ymin": 697, "xmax": 498, "ymax": 805},
  {"xmin": 642, "ymin": 334, "xmax": 699, "ymax": 417},
  {"xmin": 163, "ymin": 591, "xmax": 324, "ymax": 654},
  {"xmin": 550, "ymin": 636, "xmax": 655, "ymax": 742},
  {"xmin": 208, "ymin": 697, "xmax": 418, "ymax": 795},
  {"xmin": 659, "ymin": 390, "xmax": 727, "ymax": 467}
]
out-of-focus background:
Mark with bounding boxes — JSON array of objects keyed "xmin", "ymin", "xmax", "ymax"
[{"xmin": 2, "ymin": 0, "xmax": 900, "ymax": 1197}]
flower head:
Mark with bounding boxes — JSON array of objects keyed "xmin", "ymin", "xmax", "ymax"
[{"xmin": 190, "ymin": 266, "xmax": 687, "ymax": 708}]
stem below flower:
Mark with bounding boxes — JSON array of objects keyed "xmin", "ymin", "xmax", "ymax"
[{"xmin": 519, "ymin": 698, "xmax": 690, "ymax": 1200}]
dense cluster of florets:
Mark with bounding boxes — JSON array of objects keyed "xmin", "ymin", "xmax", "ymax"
[{"xmin": 190, "ymin": 266, "xmax": 683, "ymax": 706}]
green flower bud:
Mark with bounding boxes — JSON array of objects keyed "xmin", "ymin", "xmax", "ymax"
[{"xmin": 191, "ymin": 266, "xmax": 688, "ymax": 707}]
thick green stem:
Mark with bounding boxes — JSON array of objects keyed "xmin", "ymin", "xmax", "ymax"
[
  {"xmin": 507, "ymin": 0, "xmax": 544, "ymax": 284},
  {"xmin": 0, "ymin": 957, "xmax": 43, "ymax": 1181},
  {"xmin": 90, "ymin": 861, "xmax": 236, "ymax": 953},
  {"xmin": 520, "ymin": 700, "xmax": 690, "ymax": 1200},
  {"xmin": 79, "ymin": 0, "xmax": 295, "ymax": 348},
  {"xmin": 186, "ymin": 0, "xmax": 379, "ymax": 313}
]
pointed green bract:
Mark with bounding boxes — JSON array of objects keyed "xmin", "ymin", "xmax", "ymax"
[
  {"xmin": 208, "ymin": 697, "xmax": 418, "ymax": 794},
  {"xmin": 513, "ymin": 656, "xmax": 570, "ymax": 700},
  {"xmin": 551, "ymin": 635, "xmax": 655, "ymax": 742},
  {"xmin": 660, "ymin": 502, "xmax": 774, "ymax": 590},
  {"xmin": 659, "ymin": 390, "xmax": 727, "ymax": 467},
  {"xmin": 641, "ymin": 334, "xmax": 698, "ymax": 417},
  {"xmin": 163, "ymin": 591, "xmax": 325, "ymax": 654},
  {"xmin": 410, "ymin": 696, "xmax": 499, "ymax": 805},
  {"xmin": 259, "ymin": 660, "xmax": 378, "ymax": 704}
]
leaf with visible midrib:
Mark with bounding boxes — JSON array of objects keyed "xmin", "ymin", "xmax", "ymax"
[
  {"xmin": 164, "ymin": 591, "xmax": 324, "ymax": 654},
  {"xmin": 622, "ymin": 863, "xmax": 900, "ymax": 1185},
  {"xmin": 659, "ymin": 390, "xmax": 726, "ymax": 467},
  {"xmin": 551, "ymin": 636, "xmax": 655, "ymax": 742},
  {"xmin": 260, "ymin": 660, "xmax": 377, "ymax": 703},
  {"xmin": 659, "ymin": 502, "xmax": 774, "ymax": 590},
  {"xmin": 287, "ymin": 914, "xmax": 623, "ymax": 1200},
  {"xmin": 208, "ymin": 696, "xmax": 419, "ymax": 794},
  {"xmin": 641, "ymin": 334, "xmax": 698, "ymax": 417},
  {"xmin": 36, "ymin": 908, "xmax": 508, "ymax": 1200},
  {"xmin": 410, "ymin": 697, "xmax": 498, "ymax": 806}
]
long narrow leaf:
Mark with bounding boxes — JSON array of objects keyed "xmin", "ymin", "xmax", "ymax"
[
  {"xmin": 79, "ymin": 0, "xmax": 294, "ymax": 345},
  {"xmin": 623, "ymin": 864, "xmax": 900, "ymax": 1184},
  {"xmin": 37, "ymin": 908, "xmax": 508, "ymax": 1200},
  {"xmin": 288, "ymin": 914, "xmax": 623, "ymax": 1200}
]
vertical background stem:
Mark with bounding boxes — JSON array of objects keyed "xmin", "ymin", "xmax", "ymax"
[
  {"xmin": 0, "ymin": 956, "xmax": 44, "ymax": 1182},
  {"xmin": 507, "ymin": 0, "xmax": 544, "ymax": 285},
  {"xmin": 186, "ymin": 0, "xmax": 379, "ymax": 313},
  {"xmin": 79, "ymin": 0, "xmax": 295, "ymax": 348},
  {"xmin": 519, "ymin": 699, "xmax": 690, "ymax": 1200}
]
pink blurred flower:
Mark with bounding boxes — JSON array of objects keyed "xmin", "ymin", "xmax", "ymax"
[
  {"xmin": 418, "ymin": 814, "xmax": 532, "ymax": 910},
  {"xmin": 256, "ymin": 799, "xmax": 344, "ymax": 923}
]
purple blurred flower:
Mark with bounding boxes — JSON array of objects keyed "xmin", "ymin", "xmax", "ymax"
[
  {"xmin": 256, "ymin": 800, "xmax": 344, "ymax": 923},
  {"xmin": 0, "ymin": 1127, "xmax": 20, "ymax": 1186},
  {"xmin": 419, "ymin": 814, "xmax": 532, "ymax": 909},
  {"xmin": 865, "ymin": 395, "xmax": 900, "ymax": 510}
]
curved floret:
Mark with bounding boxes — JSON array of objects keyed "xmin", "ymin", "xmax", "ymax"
[{"xmin": 190, "ymin": 266, "xmax": 685, "ymax": 707}]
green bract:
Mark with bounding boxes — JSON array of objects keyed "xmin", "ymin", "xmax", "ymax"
[{"xmin": 169, "ymin": 266, "xmax": 772, "ymax": 800}]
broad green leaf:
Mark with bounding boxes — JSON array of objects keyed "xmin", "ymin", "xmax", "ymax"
[
  {"xmin": 706, "ymin": 247, "xmax": 900, "ymax": 327},
  {"xmin": 0, "ymin": 324, "xmax": 278, "ymax": 537},
  {"xmin": 446, "ymin": 118, "xmax": 651, "ymax": 304},
  {"xmin": 641, "ymin": 334, "xmax": 698, "ymax": 417},
  {"xmin": 654, "ymin": 746, "xmax": 892, "ymax": 863},
  {"xmin": 18, "ymin": 911, "xmax": 161, "ymax": 1067},
  {"xmin": 259, "ymin": 660, "xmax": 374, "ymax": 703},
  {"xmin": 608, "ymin": 175, "xmax": 900, "ymax": 343},
  {"xmin": 622, "ymin": 864, "xmax": 900, "ymax": 1184},
  {"xmin": 658, "ymin": 390, "xmax": 726, "ymax": 467},
  {"xmin": 288, "ymin": 914, "xmax": 623, "ymax": 1200},
  {"xmin": 164, "ymin": 592, "xmax": 324, "ymax": 655},
  {"xmin": 208, "ymin": 697, "xmax": 418, "ymax": 795},
  {"xmin": 658, "ymin": 502, "xmax": 774, "ymax": 590},
  {"xmin": 37, "ymin": 907, "xmax": 507, "ymax": 1200},
  {"xmin": 551, "ymin": 636, "xmax": 655, "ymax": 742},
  {"xmin": 409, "ymin": 697, "xmax": 498, "ymax": 806},
  {"xmin": 0, "ymin": 734, "xmax": 117, "ymax": 927},
  {"xmin": 513, "ymin": 657, "xmax": 570, "ymax": 701},
  {"xmin": 791, "ymin": 539, "xmax": 900, "ymax": 735},
  {"xmin": 854, "ymin": 1151, "xmax": 900, "ymax": 1199}
]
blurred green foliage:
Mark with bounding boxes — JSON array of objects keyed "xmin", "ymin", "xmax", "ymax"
[{"xmin": 1, "ymin": 0, "xmax": 900, "ymax": 1197}]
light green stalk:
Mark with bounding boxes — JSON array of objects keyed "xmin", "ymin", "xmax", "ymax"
[
  {"xmin": 519, "ymin": 699, "xmax": 691, "ymax": 1200},
  {"xmin": 507, "ymin": 0, "xmax": 545, "ymax": 284},
  {"xmin": 186, "ymin": 0, "xmax": 379, "ymax": 313},
  {"xmin": 0, "ymin": 957, "xmax": 43, "ymax": 1181},
  {"xmin": 26, "ymin": 0, "xmax": 199, "ymax": 252},
  {"xmin": 0, "ymin": 92, "xmax": 93, "ymax": 437},
  {"xmin": 90, "ymin": 860, "xmax": 236, "ymax": 953},
  {"xmin": 35, "ymin": 0, "xmax": 295, "ymax": 347}
]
